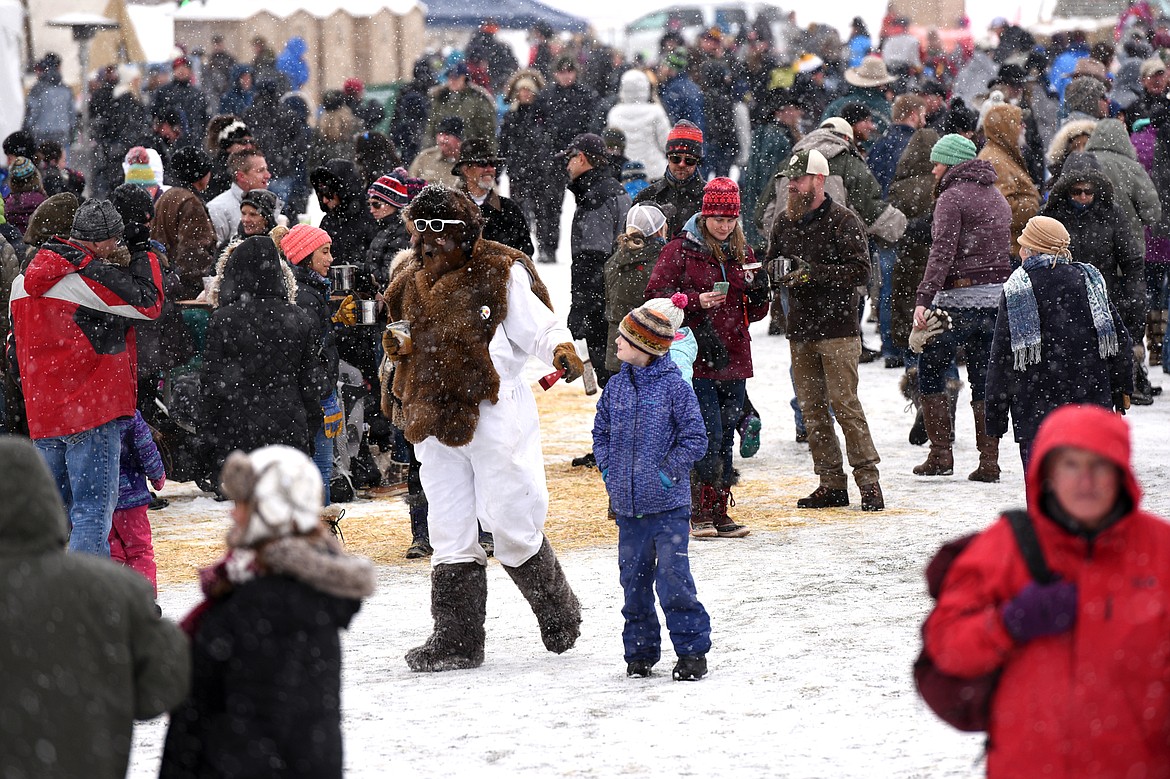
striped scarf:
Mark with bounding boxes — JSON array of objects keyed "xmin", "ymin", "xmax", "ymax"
[{"xmin": 1003, "ymin": 253, "xmax": 1118, "ymax": 370}]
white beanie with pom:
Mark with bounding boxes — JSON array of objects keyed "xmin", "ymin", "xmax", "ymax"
[
  {"xmin": 643, "ymin": 292, "xmax": 688, "ymax": 332},
  {"xmin": 221, "ymin": 445, "xmax": 323, "ymax": 546}
]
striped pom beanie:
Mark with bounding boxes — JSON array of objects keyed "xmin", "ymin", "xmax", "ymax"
[
  {"xmin": 666, "ymin": 120, "xmax": 704, "ymax": 157},
  {"xmin": 124, "ymin": 146, "xmax": 157, "ymax": 187},
  {"xmin": 369, "ymin": 175, "xmax": 410, "ymax": 209},
  {"xmin": 620, "ymin": 300, "xmax": 681, "ymax": 357}
]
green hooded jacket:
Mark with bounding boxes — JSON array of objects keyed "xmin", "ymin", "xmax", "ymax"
[{"xmin": 0, "ymin": 436, "xmax": 190, "ymax": 779}]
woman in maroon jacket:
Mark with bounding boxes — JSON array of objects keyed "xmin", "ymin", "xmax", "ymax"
[
  {"xmin": 646, "ymin": 178, "xmax": 770, "ymax": 539},
  {"xmin": 912, "ymin": 134, "xmax": 1013, "ymax": 483}
]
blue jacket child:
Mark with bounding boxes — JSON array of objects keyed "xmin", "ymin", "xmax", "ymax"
[{"xmin": 592, "ymin": 299, "xmax": 712, "ymax": 681}]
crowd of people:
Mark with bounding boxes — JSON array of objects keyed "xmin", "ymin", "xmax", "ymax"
[{"xmin": 5, "ymin": 3, "xmax": 1170, "ymax": 776}]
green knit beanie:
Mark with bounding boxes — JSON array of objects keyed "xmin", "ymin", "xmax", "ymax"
[{"xmin": 930, "ymin": 134, "xmax": 978, "ymax": 166}]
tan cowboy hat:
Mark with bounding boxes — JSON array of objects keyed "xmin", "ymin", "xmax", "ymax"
[{"xmin": 845, "ymin": 55, "xmax": 896, "ymax": 88}]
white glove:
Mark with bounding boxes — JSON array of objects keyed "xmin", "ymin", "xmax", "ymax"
[{"xmin": 908, "ymin": 308, "xmax": 952, "ymax": 354}]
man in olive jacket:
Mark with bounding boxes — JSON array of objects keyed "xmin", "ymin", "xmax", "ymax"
[{"xmin": 0, "ymin": 435, "xmax": 190, "ymax": 779}]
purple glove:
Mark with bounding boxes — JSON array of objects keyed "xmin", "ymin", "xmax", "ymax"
[{"xmin": 1000, "ymin": 581, "xmax": 1077, "ymax": 644}]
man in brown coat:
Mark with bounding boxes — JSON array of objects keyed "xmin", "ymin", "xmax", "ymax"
[
  {"xmin": 151, "ymin": 146, "xmax": 217, "ymax": 299},
  {"xmin": 767, "ymin": 149, "xmax": 884, "ymax": 511}
]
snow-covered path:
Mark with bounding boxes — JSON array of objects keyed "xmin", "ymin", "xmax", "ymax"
[{"xmin": 126, "ymin": 194, "xmax": 1170, "ymax": 778}]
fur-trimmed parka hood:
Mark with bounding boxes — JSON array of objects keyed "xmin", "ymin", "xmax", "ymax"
[{"xmin": 208, "ymin": 235, "xmax": 297, "ymax": 308}]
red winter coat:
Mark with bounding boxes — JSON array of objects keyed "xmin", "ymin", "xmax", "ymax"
[
  {"xmin": 924, "ymin": 405, "xmax": 1170, "ymax": 779},
  {"xmin": 11, "ymin": 238, "xmax": 164, "ymax": 439},
  {"xmin": 645, "ymin": 226, "xmax": 768, "ymax": 381}
]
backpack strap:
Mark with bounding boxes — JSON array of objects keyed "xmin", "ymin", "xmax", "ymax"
[{"xmin": 1003, "ymin": 509, "xmax": 1057, "ymax": 585}]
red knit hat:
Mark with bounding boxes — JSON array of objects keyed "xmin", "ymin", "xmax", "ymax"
[
  {"xmin": 282, "ymin": 224, "xmax": 332, "ymax": 265},
  {"xmin": 666, "ymin": 120, "xmax": 704, "ymax": 157},
  {"xmin": 702, "ymin": 177, "xmax": 740, "ymax": 218}
]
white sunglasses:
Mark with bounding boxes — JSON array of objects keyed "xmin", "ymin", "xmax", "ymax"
[{"xmin": 413, "ymin": 219, "xmax": 466, "ymax": 232}]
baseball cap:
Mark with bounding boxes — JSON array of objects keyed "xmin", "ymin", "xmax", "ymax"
[
  {"xmin": 781, "ymin": 149, "xmax": 830, "ymax": 179},
  {"xmin": 1141, "ymin": 57, "xmax": 1167, "ymax": 78},
  {"xmin": 819, "ymin": 116, "xmax": 854, "ymax": 141},
  {"xmin": 557, "ymin": 133, "xmax": 608, "ymax": 165}
]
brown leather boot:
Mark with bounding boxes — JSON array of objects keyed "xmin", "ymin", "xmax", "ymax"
[
  {"xmin": 712, "ymin": 485, "xmax": 750, "ymax": 538},
  {"xmin": 968, "ymin": 400, "xmax": 1001, "ymax": 482},
  {"xmin": 913, "ymin": 394, "xmax": 954, "ymax": 476},
  {"xmin": 690, "ymin": 482, "xmax": 718, "ymax": 539}
]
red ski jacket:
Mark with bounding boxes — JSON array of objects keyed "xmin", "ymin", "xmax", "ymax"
[
  {"xmin": 11, "ymin": 238, "xmax": 163, "ymax": 439},
  {"xmin": 924, "ymin": 404, "xmax": 1170, "ymax": 779}
]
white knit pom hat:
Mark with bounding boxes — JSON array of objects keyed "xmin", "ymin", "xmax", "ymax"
[{"xmin": 221, "ymin": 445, "xmax": 323, "ymax": 546}]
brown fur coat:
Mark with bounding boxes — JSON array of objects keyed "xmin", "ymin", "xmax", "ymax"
[{"xmin": 382, "ymin": 238, "xmax": 552, "ymax": 447}]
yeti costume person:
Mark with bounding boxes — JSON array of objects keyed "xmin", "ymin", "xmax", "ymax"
[{"xmin": 382, "ymin": 185, "xmax": 584, "ymax": 671}]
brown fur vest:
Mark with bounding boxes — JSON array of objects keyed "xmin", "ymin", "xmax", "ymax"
[{"xmin": 383, "ymin": 239, "xmax": 552, "ymax": 447}]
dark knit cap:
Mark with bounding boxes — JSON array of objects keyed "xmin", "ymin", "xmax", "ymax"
[
  {"xmin": 171, "ymin": 146, "xmax": 213, "ymax": 186},
  {"xmin": 241, "ymin": 189, "xmax": 279, "ymax": 228},
  {"xmin": 666, "ymin": 120, "xmax": 704, "ymax": 157},
  {"xmin": 620, "ymin": 306, "xmax": 675, "ymax": 357},
  {"xmin": 111, "ymin": 184, "xmax": 154, "ymax": 226},
  {"xmin": 71, "ymin": 199, "xmax": 125, "ymax": 242},
  {"xmin": 3, "ymin": 130, "xmax": 36, "ymax": 159},
  {"xmin": 701, "ymin": 176, "xmax": 740, "ymax": 218}
]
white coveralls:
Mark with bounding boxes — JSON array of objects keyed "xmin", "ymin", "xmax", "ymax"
[{"xmin": 415, "ymin": 264, "xmax": 571, "ymax": 568}]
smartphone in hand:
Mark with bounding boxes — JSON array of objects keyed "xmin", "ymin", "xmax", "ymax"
[{"xmin": 712, "ymin": 281, "xmax": 730, "ymax": 295}]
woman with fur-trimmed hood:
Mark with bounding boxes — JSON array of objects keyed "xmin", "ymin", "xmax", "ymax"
[
  {"xmin": 1045, "ymin": 118, "xmax": 1097, "ymax": 193},
  {"xmin": 381, "ymin": 184, "xmax": 585, "ymax": 673},
  {"xmin": 199, "ymin": 236, "xmax": 329, "ymax": 483},
  {"xmin": 979, "ymin": 104, "xmax": 1040, "ymax": 258},
  {"xmin": 161, "ymin": 445, "xmax": 375, "ymax": 778}
]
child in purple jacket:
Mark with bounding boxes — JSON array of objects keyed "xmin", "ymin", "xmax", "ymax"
[
  {"xmin": 592, "ymin": 295, "xmax": 711, "ymax": 681},
  {"xmin": 109, "ymin": 410, "xmax": 166, "ymax": 594}
]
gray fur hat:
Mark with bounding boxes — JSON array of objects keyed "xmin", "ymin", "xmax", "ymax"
[{"xmin": 71, "ymin": 199, "xmax": 125, "ymax": 242}]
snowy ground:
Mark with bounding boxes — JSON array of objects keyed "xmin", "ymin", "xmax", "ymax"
[{"xmin": 126, "ymin": 195, "xmax": 1170, "ymax": 778}]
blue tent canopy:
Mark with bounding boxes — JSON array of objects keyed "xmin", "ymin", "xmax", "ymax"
[{"xmin": 424, "ymin": 0, "xmax": 588, "ymax": 32}]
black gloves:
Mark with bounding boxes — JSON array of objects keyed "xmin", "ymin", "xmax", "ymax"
[{"xmin": 124, "ymin": 223, "xmax": 152, "ymax": 254}]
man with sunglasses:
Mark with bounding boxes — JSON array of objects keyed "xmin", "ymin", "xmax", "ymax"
[
  {"xmin": 452, "ymin": 137, "xmax": 534, "ymax": 256},
  {"xmin": 633, "ymin": 120, "xmax": 707, "ymax": 239},
  {"xmin": 382, "ymin": 185, "xmax": 585, "ymax": 672}
]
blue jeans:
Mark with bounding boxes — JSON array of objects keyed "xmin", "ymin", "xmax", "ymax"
[
  {"xmin": 692, "ymin": 378, "xmax": 746, "ymax": 484},
  {"xmin": 918, "ymin": 307, "xmax": 997, "ymax": 400},
  {"xmin": 874, "ymin": 244, "xmax": 899, "ymax": 358},
  {"xmin": 617, "ymin": 508, "xmax": 711, "ymax": 663},
  {"xmin": 313, "ymin": 425, "xmax": 333, "ymax": 506},
  {"xmin": 34, "ymin": 419, "xmax": 123, "ymax": 556}
]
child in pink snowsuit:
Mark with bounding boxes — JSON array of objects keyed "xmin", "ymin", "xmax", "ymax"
[{"xmin": 109, "ymin": 410, "xmax": 165, "ymax": 594}]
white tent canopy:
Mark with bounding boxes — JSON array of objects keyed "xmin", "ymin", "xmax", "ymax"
[{"xmin": 173, "ymin": 0, "xmax": 420, "ymax": 21}]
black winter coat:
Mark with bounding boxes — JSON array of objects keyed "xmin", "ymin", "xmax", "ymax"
[
  {"xmin": 536, "ymin": 83, "xmax": 601, "ymax": 153},
  {"xmin": 633, "ymin": 174, "xmax": 706, "ymax": 240},
  {"xmin": 292, "ymin": 262, "xmax": 340, "ymax": 385},
  {"xmin": 366, "ymin": 215, "xmax": 410, "ymax": 288},
  {"xmin": 986, "ymin": 263, "xmax": 1133, "ymax": 444},
  {"xmin": 478, "ymin": 191, "xmax": 534, "ymax": 255},
  {"xmin": 567, "ymin": 167, "xmax": 631, "ymax": 335},
  {"xmin": 311, "ymin": 160, "xmax": 380, "ymax": 292},
  {"xmin": 200, "ymin": 237, "xmax": 329, "ymax": 470},
  {"xmin": 499, "ymin": 102, "xmax": 555, "ymax": 189},
  {"xmin": 390, "ymin": 82, "xmax": 431, "ymax": 167},
  {"xmin": 152, "ymin": 81, "xmax": 208, "ymax": 148},
  {"xmin": 1041, "ymin": 164, "xmax": 1146, "ymax": 338},
  {"xmin": 160, "ymin": 575, "xmax": 360, "ymax": 779}
]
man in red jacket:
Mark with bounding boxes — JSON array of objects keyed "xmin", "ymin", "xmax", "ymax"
[
  {"xmin": 10, "ymin": 199, "xmax": 164, "ymax": 556},
  {"xmin": 925, "ymin": 404, "xmax": 1170, "ymax": 779}
]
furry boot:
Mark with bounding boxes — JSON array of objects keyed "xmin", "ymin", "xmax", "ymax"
[
  {"xmin": 502, "ymin": 536, "xmax": 582, "ymax": 654},
  {"xmin": 913, "ymin": 394, "xmax": 954, "ymax": 476},
  {"xmin": 968, "ymin": 400, "xmax": 1000, "ymax": 482},
  {"xmin": 405, "ymin": 562, "xmax": 487, "ymax": 671}
]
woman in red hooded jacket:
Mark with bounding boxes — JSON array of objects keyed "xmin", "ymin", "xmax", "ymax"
[{"xmin": 924, "ymin": 403, "xmax": 1170, "ymax": 779}]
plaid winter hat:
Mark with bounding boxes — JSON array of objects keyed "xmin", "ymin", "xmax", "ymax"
[
  {"xmin": 701, "ymin": 177, "xmax": 740, "ymax": 218},
  {"xmin": 620, "ymin": 305, "xmax": 676, "ymax": 357},
  {"xmin": 666, "ymin": 120, "xmax": 703, "ymax": 157},
  {"xmin": 369, "ymin": 174, "xmax": 410, "ymax": 209}
]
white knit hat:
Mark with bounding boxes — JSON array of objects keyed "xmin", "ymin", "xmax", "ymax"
[
  {"xmin": 221, "ymin": 445, "xmax": 323, "ymax": 546},
  {"xmin": 625, "ymin": 203, "xmax": 667, "ymax": 237},
  {"xmin": 643, "ymin": 293, "xmax": 688, "ymax": 331}
]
